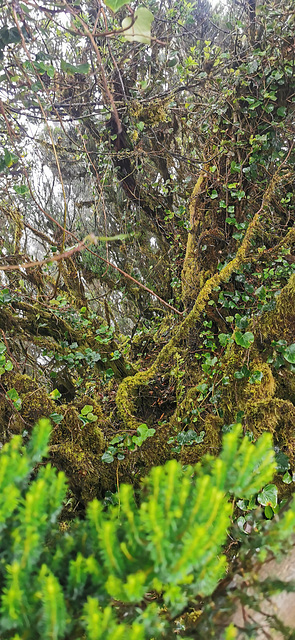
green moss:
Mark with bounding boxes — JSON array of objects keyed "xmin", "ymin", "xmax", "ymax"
[
  {"xmin": 21, "ymin": 389, "xmax": 56, "ymax": 425},
  {"xmin": 5, "ymin": 373, "xmax": 38, "ymax": 395},
  {"xmin": 244, "ymin": 398, "xmax": 295, "ymax": 463},
  {"xmin": 180, "ymin": 415, "xmax": 223, "ymax": 465},
  {"xmin": 259, "ymin": 273, "xmax": 295, "ymax": 343},
  {"xmin": 275, "ymin": 369, "xmax": 295, "ymax": 405},
  {"xmin": 135, "ymin": 424, "xmax": 174, "ymax": 474},
  {"xmin": 50, "ymin": 408, "xmax": 110, "ymax": 503},
  {"xmin": 116, "ymin": 367, "xmax": 158, "ymax": 429},
  {"xmin": 220, "ymin": 355, "xmax": 276, "ymax": 421}
]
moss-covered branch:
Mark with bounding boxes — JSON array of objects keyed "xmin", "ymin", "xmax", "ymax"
[{"xmin": 116, "ymin": 162, "xmax": 291, "ymax": 428}]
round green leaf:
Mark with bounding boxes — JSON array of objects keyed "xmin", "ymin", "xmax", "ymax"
[
  {"xmin": 86, "ymin": 413, "xmax": 98, "ymax": 422},
  {"xmin": 122, "ymin": 7, "xmax": 153, "ymax": 45},
  {"xmin": 284, "ymin": 343, "xmax": 295, "ymax": 364},
  {"xmin": 81, "ymin": 405, "xmax": 93, "ymax": 415},
  {"xmin": 264, "ymin": 505, "xmax": 274, "ymax": 519},
  {"xmin": 104, "ymin": 0, "xmax": 128, "ymax": 11},
  {"xmin": 50, "ymin": 413, "xmax": 64, "ymax": 424},
  {"xmin": 49, "ymin": 388, "xmax": 61, "ymax": 400},
  {"xmin": 257, "ymin": 484, "xmax": 278, "ymax": 508},
  {"xmin": 0, "ymin": 342, "xmax": 6, "ymax": 354},
  {"xmin": 61, "ymin": 60, "xmax": 90, "ymax": 75},
  {"xmin": 282, "ymin": 471, "xmax": 292, "ymax": 485},
  {"xmin": 101, "ymin": 452, "xmax": 114, "ymax": 463},
  {"xmin": 218, "ymin": 333, "xmax": 232, "ymax": 347},
  {"xmin": 234, "ymin": 331, "xmax": 254, "ymax": 349},
  {"xmin": 249, "ymin": 370, "xmax": 263, "ymax": 384}
]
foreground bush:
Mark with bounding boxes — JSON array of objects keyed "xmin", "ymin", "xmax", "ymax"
[{"xmin": 0, "ymin": 420, "xmax": 295, "ymax": 639}]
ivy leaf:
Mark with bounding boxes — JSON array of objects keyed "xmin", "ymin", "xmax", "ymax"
[
  {"xmin": 104, "ymin": 0, "xmax": 128, "ymax": 11},
  {"xmin": 264, "ymin": 505, "xmax": 274, "ymax": 519},
  {"xmin": 0, "ymin": 342, "xmax": 6, "ymax": 354},
  {"xmin": 275, "ymin": 449, "xmax": 289, "ymax": 473},
  {"xmin": 61, "ymin": 60, "xmax": 90, "ymax": 75},
  {"xmin": 50, "ymin": 413, "xmax": 64, "ymax": 424},
  {"xmin": 13, "ymin": 184, "xmax": 30, "ymax": 196},
  {"xmin": 230, "ymin": 161, "xmax": 241, "ymax": 173},
  {"xmin": 110, "ymin": 435, "xmax": 124, "ymax": 445},
  {"xmin": 177, "ymin": 430, "xmax": 205, "ymax": 445},
  {"xmin": 234, "ymin": 331, "xmax": 254, "ymax": 349},
  {"xmin": 234, "ymin": 365, "xmax": 250, "ymax": 379},
  {"xmin": 283, "ymin": 343, "xmax": 295, "ymax": 364},
  {"xmin": 49, "ymin": 388, "xmax": 61, "ymax": 400},
  {"xmin": 282, "ymin": 471, "xmax": 292, "ymax": 485},
  {"xmin": 257, "ymin": 484, "xmax": 278, "ymax": 508},
  {"xmin": 6, "ymin": 388, "xmax": 22, "ymax": 410},
  {"xmin": 122, "ymin": 7, "xmax": 154, "ymax": 45},
  {"xmin": 249, "ymin": 370, "xmax": 263, "ymax": 384},
  {"xmin": 132, "ymin": 423, "xmax": 155, "ymax": 446},
  {"xmin": 0, "ymin": 289, "xmax": 11, "ymax": 303},
  {"xmin": 218, "ymin": 333, "xmax": 232, "ymax": 347},
  {"xmin": 6, "ymin": 388, "xmax": 19, "ymax": 401},
  {"xmin": 0, "ymin": 26, "xmax": 21, "ymax": 46},
  {"xmin": 101, "ymin": 451, "xmax": 114, "ymax": 463},
  {"xmin": 3, "ymin": 148, "xmax": 19, "ymax": 168}
]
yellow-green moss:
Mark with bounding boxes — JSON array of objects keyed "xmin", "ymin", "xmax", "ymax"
[
  {"xmin": 180, "ymin": 415, "xmax": 223, "ymax": 465},
  {"xmin": 129, "ymin": 99, "xmax": 168, "ymax": 125},
  {"xmin": 21, "ymin": 388, "xmax": 56, "ymax": 425},
  {"xmin": 220, "ymin": 354, "xmax": 276, "ymax": 422},
  {"xmin": 275, "ymin": 369, "xmax": 295, "ymax": 405},
  {"xmin": 259, "ymin": 273, "xmax": 295, "ymax": 343},
  {"xmin": 5, "ymin": 373, "xmax": 38, "ymax": 395},
  {"xmin": 244, "ymin": 398, "xmax": 295, "ymax": 462}
]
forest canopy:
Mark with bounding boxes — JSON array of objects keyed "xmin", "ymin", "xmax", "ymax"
[{"xmin": 0, "ymin": 0, "xmax": 294, "ymax": 637}]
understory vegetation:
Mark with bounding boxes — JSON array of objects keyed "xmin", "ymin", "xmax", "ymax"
[{"xmin": 0, "ymin": 0, "xmax": 294, "ymax": 636}]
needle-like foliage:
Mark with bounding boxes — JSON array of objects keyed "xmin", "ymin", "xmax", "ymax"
[{"xmin": 0, "ymin": 419, "xmax": 291, "ymax": 639}]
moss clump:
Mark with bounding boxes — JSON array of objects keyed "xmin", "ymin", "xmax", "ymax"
[
  {"xmin": 180, "ymin": 415, "xmax": 223, "ymax": 466},
  {"xmin": 129, "ymin": 99, "xmax": 168, "ymax": 125},
  {"xmin": 244, "ymin": 362, "xmax": 276, "ymax": 404},
  {"xmin": 259, "ymin": 273, "xmax": 295, "ymax": 343},
  {"xmin": 51, "ymin": 442, "xmax": 104, "ymax": 503},
  {"xmin": 275, "ymin": 369, "xmax": 295, "ymax": 405},
  {"xmin": 219, "ymin": 349, "xmax": 276, "ymax": 423},
  {"xmin": 5, "ymin": 373, "xmax": 38, "ymax": 395},
  {"xmin": 0, "ymin": 373, "xmax": 56, "ymax": 433},
  {"xmin": 116, "ymin": 368, "xmax": 158, "ymax": 430},
  {"xmin": 52, "ymin": 401, "xmax": 106, "ymax": 452},
  {"xmin": 135, "ymin": 422, "xmax": 173, "ymax": 471},
  {"xmin": 21, "ymin": 388, "xmax": 56, "ymax": 425},
  {"xmin": 244, "ymin": 398, "xmax": 295, "ymax": 463},
  {"xmin": 50, "ymin": 403, "xmax": 110, "ymax": 503}
]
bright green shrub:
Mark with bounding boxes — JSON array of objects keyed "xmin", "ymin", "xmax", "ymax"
[{"xmin": 0, "ymin": 419, "xmax": 292, "ymax": 639}]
